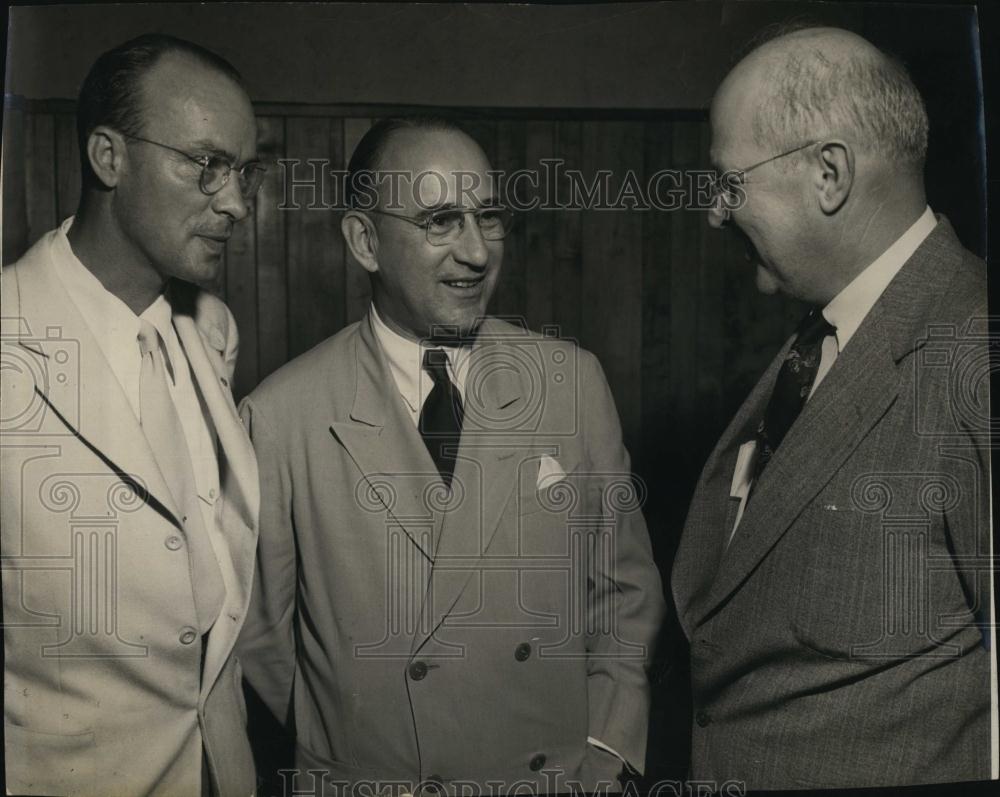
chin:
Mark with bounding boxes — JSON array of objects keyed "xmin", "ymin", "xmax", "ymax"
[{"xmin": 754, "ymin": 264, "xmax": 782, "ymax": 296}]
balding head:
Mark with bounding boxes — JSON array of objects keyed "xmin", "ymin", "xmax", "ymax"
[
  {"xmin": 708, "ymin": 26, "xmax": 931, "ymax": 304},
  {"xmin": 716, "ymin": 27, "xmax": 927, "ymax": 173}
]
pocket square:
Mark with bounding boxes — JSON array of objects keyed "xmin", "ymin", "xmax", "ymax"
[{"xmin": 536, "ymin": 455, "xmax": 566, "ymax": 491}]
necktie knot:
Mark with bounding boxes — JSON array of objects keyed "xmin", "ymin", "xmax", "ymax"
[
  {"xmin": 422, "ymin": 348, "xmax": 452, "ymax": 385},
  {"xmin": 796, "ymin": 307, "xmax": 836, "ymax": 347},
  {"xmin": 753, "ymin": 307, "xmax": 836, "ymax": 485},
  {"xmin": 137, "ymin": 319, "xmax": 160, "ymax": 357}
]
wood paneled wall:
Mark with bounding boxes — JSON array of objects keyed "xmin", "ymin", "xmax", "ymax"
[{"xmin": 2, "ymin": 103, "xmax": 805, "ymax": 523}]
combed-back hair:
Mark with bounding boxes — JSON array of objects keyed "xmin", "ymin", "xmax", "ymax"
[
  {"xmin": 77, "ymin": 33, "xmax": 244, "ymax": 188},
  {"xmin": 344, "ymin": 117, "xmax": 471, "ymax": 209},
  {"xmin": 742, "ymin": 26, "xmax": 928, "ymax": 169}
]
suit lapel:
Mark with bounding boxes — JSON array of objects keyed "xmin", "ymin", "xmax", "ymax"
[
  {"xmin": 329, "ymin": 312, "xmax": 441, "ymax": 564},
  {"xmin": 173, "ymin": 308, "xmax": 258, "ymax": 532},
  {"xmin": 172, "ymin": 300, "xmax": 261, "ymax": 695},
  {"xmin": 699, "ymin": 327, "xmax": 899, "ymax": 623},
  {"xmin": 415, "ymin": 323, "xmax": 533, "ymax": 651},
  {"xmin": 10, "ymin": 243, "xmax": 183, "ymax": 528},
  {"xmin": 687, "ymin": 219, "xmax": 968, "ymax": 629}
]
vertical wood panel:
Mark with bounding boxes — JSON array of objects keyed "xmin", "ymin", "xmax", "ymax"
[
  {"xmin": 552, "ymin": 121, "xmax": 583, "ymax": 342},
  {"xmin": 285, "ymin": 116, "xmax": 342, "ymax": 358},
  {"xmin": 343, "ymin": 117, "xmax": 372, "ymax": 325},
  {"xmin": 580, "ymin": 122, "xmax": 645, "ymax": 456},
  {"xmin": 491, "ymin": 120, "xmax": 526, "ymax": 324},
  {"xmin": 25, "ymin": 113, "xmax": 57, "ymax": 247},
  {"xmin": 668, "ymin": 122, "xmax": 705, "ymax": 474},
  {"xmin": 641, "ymin": 121, "xmax": 674, "ymax": 481},
  {"xmin": 694, "ymin": 125, "xmax": 726, "ymax": 435},
  {"xmin": 226, "ymin": 167, "xmax": 259, "ymax": 401},
  {"xmin": 54, "ymin": 114, "xmax": 80, "ymax": 224},
  {"xmin": 522, "ymin": 121, "xmax": 555, "ymax": 332},
  {"xmin": 2, "ymin": 102, "xmax": 28, "ymax": 265},
  {"xmin": 255, "ymin": 116, "xmax": 289, "ymax": 383}
]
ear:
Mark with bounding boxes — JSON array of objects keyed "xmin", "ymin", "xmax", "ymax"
[
  {"xmin": 86, "ymin": 125, "xmax": 128, "ymax": 189},
  {"xmin": 813, "ymin": 140, "xmax": 853, "ymax": 215},
  {"xmin": 341, "ymin": 210, "xmax": 380, "ymax": 274}
]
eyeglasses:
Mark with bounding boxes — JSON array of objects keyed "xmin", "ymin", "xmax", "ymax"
[
  {"xmin": 122, "ymin": 133, "xmax": 266, "ymax": 200},
  {"xmin": 710, "ymin": 141, "xmax": 818, "ymax": 224},
  {"xmin": 365, "ymin": 206, "xmax": 514, "ymax": 246}
]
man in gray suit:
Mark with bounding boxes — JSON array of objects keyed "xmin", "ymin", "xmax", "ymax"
[{"xmin": 672, "ymin": 27, "xmax": 993, "ymax": 789}]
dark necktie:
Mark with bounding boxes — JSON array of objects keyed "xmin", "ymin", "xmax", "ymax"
[
  {"xmin": 419, "ymin": 348, "xmax": 464, "ymax": 487},
  {"xmin": 755, "ymin": 307, "xmax": 836, "ymax": 480}
]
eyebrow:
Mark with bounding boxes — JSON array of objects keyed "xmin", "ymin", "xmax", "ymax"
[
  {"xmin": 186, "ymin": 140, "xmax": 255, "ymax": 165},
  {"xmin": 423, "ymin": 196, "xmax": 501, "ymax": 213}
]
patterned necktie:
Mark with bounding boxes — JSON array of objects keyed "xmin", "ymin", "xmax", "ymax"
[
  {"xmin": 418, "ymin": 348, "xmax": 464, "ymax": 487},
  {"xmin": 755, "ymin": 307, "xmax": 836, "ymax": 480},
  {"xmin": 138, "ymin": 320, "xmax": 224, "ymax": 632}
]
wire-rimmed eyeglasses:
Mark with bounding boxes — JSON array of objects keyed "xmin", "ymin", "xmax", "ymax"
[
  {"xmin": 122, "ymin": 133, "xmax": 267, "ymax": 200},
  {"xmin": 710, "ymin": 141, "xmax": 818, "ymax": 224},
  {"xmin": 365, "ymin": 206, "xmax": 515, "ymax": 246}
]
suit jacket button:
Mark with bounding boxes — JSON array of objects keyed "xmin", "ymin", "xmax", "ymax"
[
  {"xmin": 514, "ymin": 642, "xmax": 532, "ymax": 661},
  {"xmin": 409, "ymin": 661, "xmax": 428, "ymax": 681},
  {"xmin": 529, "ymin": 753, "xmax": 546, "ymax": 771},
  {"xmin": 164, "ymin": 535, "xmax": 183, "ymax": 551},
  {"xmin": 695, "ymin": 709, "xmax": 711, "ymax": 727},
  {"xmin": 179, "ymin": 627, "xmax": 198, "ymax": 645}
]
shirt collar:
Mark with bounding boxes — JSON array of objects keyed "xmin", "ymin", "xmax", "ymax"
[
  {"xmin": 52, "ymin": 216, "xmax": 176, "ymax": 371},
  {"xmin": 51, "ymin": 216, "xmax": 145, "ymax": 351},
  {"xmin": 369, "ymin": 303, "xmax": 470, "ymax": 414},
  {"xmin": 823, "ymin": 206, "xmax": 937, "ymax": 351}
]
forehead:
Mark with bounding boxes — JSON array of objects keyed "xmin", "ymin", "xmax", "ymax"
[
  {"xmin": 139, "ymin": 52, "xmax": 256, "ymax": 155},
  {"xmin": 379, "ymin": 128, "xmax": 495, "ymax": 207},
  {"xmin": 709, "ymin": 63, "xmax": 765, "ymax": 169}
]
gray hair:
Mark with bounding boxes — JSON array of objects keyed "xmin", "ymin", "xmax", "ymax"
[{"xmin": 749, "ymin": 31, "xmax": 928, "ymax": 169}]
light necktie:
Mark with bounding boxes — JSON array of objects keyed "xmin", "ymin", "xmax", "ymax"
[
  {"xmin": 418, "ymin": 348, "xmax": 464, "ymax": 487},
  {"xmin": 754, "ymin": 307, "xmax": 836, "ymax": 480},
  {"xmin": 137, "ymin": 319, "xmax": 224, "ymax": 632}
]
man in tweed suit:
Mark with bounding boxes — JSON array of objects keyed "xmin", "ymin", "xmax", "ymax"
[{"xmin": 672, "ymin": 26, "xmax": 994, "ymax": 789}]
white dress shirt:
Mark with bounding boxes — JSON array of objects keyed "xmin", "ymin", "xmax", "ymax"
[
  {"xmin": 728, "ymin": 207, "xmax": 938, "ymax": 539},
  {"xmin": 50, "ymin": 217, "xmax": 228, "ymax": 617},
  {"xmin": 369, "ymin": 303, "xmax": 471, "ymax": 426}
]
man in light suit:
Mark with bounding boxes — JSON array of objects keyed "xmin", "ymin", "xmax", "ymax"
[
  {"xmin": 2, "ymin": 35, "xmax": 263, "ymax": 795},
  {"xmin": 672, "ymin": 26, "xmax": 993, "ymax": 789},
  {"xmin": 237, "ymin": 118, "xmax": 665, "ymax": 794}
]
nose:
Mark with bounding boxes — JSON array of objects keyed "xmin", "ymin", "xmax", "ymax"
[
  {"xmin": 450, "ymin": 214, "xmax": 491, "ymax": 269},
  {"xmin": 211, "ymin": 172, "xmax": 251, "ymax": 223}
]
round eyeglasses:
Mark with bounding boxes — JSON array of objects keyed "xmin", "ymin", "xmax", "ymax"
[
  {"xmin": 122, "ymin": 133, "xmax": 266, "ymax": 200},
  {"xmin": 365, "ymin": 206, "xmax": 514, "ymax": 246}
]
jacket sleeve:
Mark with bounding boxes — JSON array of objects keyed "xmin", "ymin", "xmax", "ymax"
[
  {"xmin": 235, "ymin": 395, "xmax": 297, "ymax": 727},
  {"xmin": 578, "ymin": 350, "xmax": 666, "ymax": 774}
]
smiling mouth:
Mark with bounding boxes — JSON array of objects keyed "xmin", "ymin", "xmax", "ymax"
[{"xmin": 442, "ymin": 276, "xmax": 485, "ymax": 290}]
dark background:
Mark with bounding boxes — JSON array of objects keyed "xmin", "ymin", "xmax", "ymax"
[{"xmin": 2, "ymin": 1, "xmax": 989, "ymax": 788}]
